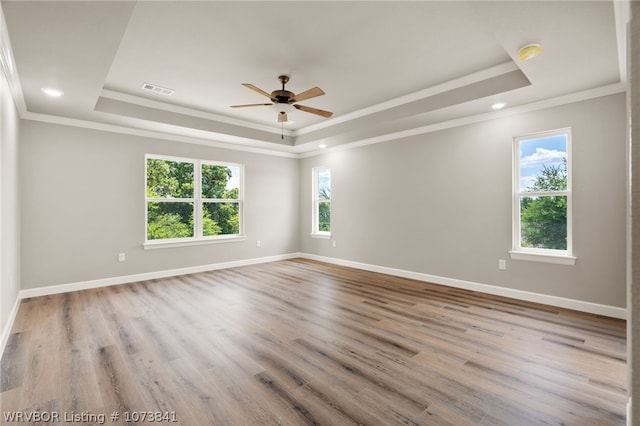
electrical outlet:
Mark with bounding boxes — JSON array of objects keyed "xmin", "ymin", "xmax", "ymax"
[
  {"xmin": 118, "ymin": 253, "xmax": 126, "ymax": 262},
  {"xmin": 256, "ymin": 240, "xmax": 261, "ymax": 248},
  {"xmin": 332, "ymin": 240, "xmax": 337, "ymax": 248},
  {"xmin": 498, "ymin": 259, "xmax": 506, "ymax": 270}
]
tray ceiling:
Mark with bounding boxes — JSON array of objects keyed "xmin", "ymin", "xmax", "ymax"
[{"xmin": 1, "ymin": 1, "xmax": 625, "ymax": 154}]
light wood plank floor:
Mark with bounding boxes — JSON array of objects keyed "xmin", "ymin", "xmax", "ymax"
[{"xmin": 1, "ymin": 259, "xmax": 627, "ymax": 425}]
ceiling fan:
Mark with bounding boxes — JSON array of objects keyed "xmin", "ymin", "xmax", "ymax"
[{"xmin": 231, "ymin": 75, "xmax": 333, "ymax": 124}]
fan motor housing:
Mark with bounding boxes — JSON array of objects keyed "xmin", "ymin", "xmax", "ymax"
[{"xmin": 271, "ymin": 89, "xmax": 295, "ymax": 104}]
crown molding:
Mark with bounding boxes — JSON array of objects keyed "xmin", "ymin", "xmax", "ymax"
[
  {"xmin": 292, "ymin": 61, "xmax": 520, "ymax": 137},
  {"xmin": 298, "ymin": 82, "xmax": 627, "ymax": 158},
  {"xmin": 0, "ymin": 5, "xmax": 27, "ymax": 117},
  {"xmin": 22, "ymin": 111, "xmax": 299, "ymax": 158},
  {"xmin": 100, "ymin": 88, "xmax": 294, "ymax": 137},
  {"xmin": 21, "ymin": 82, "xmax": 625, "ymax": 160},
  {"xmin": 613, "ymin": 0, "xmax": 630, "ymax": 84}
]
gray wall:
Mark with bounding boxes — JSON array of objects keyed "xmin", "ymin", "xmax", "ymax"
[
  {"xmin": 300, "ymin": 93, "xmax": 627, "ymax": 308},
  {"xmin": 19, "ymin": 121, "xmax": 299, "ymax": 289},
  {"xmin": 0, "ymin": 54, "xmax": 20, "ymax": 338},
  {"xmin": 15, "ymin": 92, "xmax": 628, "ymax": 311}
]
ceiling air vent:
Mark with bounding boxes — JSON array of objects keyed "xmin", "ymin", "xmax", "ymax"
[{"xmin": 141, "ymin": 82, "xmax": 174, "ymax": 96}]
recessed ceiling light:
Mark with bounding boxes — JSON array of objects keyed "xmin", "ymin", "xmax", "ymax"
[
  {"xmin": 319, "ymin": 143, "xmax": 327, "ymax": 149},
  {"xmin": 41, "ymin": 87, "xmax": 64, "ymax": 97},
  {"xmin": 492, "ymin": 102, "xmax": 506, "ymax": 110},
  {"xmin": 517, "ymin": 43, "xmax": 542, "ymax": 61}
]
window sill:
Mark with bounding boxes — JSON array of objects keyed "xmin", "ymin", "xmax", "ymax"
[
  {"xmin": 144, "ymin": 235, "xmax": 247, "ymax": 250},
  {"xmin": 509, "ymin": 250, "xmax": 576, "ymax": 266},
  {"xmin": 310, "ymin": 232, "xmax": 331, "ymax": 240}
]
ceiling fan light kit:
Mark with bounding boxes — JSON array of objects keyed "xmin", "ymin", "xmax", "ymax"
[{"xmin": 231, "ymin": 75, "xmax": 333, "ymax": 127}]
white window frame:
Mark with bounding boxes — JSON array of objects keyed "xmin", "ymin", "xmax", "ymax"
[
  {"xmin": 311, "ymin": 166, "xmax": 331, "ymax": 238},
  {"xmin": 509, "ymin": 128, "xmax": 576, "ymax": 265},
  {"xmin": 144, "ymin": 154, "xmax": 245, "ymax": 249}
]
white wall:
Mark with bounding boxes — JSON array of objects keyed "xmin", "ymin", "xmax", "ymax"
[
  {"xmin": 300, "ymin": 93, "xmax": 627, "ymax": 309},
  {"xmin": 19, "ymin": 121, "xmax": 299, "ymax": 289},
  {"xmin": 0, "ymin": 38, "xmax": 20, "ymax": 345}
]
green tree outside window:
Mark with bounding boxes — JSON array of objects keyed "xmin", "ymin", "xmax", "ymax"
[
  {"xmin": 146, "ymin": 158, "xmax": 241, "ymax": 241},
  {"xmin": 520, "ymin": 160, "xmax": 568, "ymax": 250}
]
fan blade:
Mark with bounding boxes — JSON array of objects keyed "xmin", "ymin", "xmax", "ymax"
[
  {"xmin": 277, "ymin": 111, "xmax": 288, "ymax": 123},
  {"xmin": 242, "ymin": 83, "xmax": 273, "ymax": 99},
  {"xmin": 290, "ymin": 87, "xmax": 324, "ymax": 103},
  {"xmin": 294, "ymin": 104, "xmax": 333, "ymax": 118},
  {"xmin": 230, "ymin": 103, "xmax": 272, "ymax": 108}
]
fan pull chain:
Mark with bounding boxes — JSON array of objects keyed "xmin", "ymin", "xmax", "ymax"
[{"xmin": 281, "ymin": 122, "xmax": 284, "ymax": 140}]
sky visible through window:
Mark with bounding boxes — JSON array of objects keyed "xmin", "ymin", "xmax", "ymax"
[
  {"xmin": 318, "ymin": 168, "xmax": 330, "ymax": 198},
  {"xmin": 226, "ymin": 166, "xmax": 240, "ymax": 191},
  {"xmin": 519, "ymin": 134, "xmax": 567, "ymax": 192}
]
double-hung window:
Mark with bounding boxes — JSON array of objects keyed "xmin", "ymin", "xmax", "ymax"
[
  {"xmin": 145, "ymin": 155, "xmax": 243, "ymax": 247},
  {"xmin": 510, "ymin": 128, "xmax": 575, "ymax": 265},
  {"xmin": 312, "ymin": 167, "xmax": 331, "ymax": 237}
]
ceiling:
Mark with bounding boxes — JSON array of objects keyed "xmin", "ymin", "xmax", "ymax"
[{"xmin": 0, "ymin": 1, "xmax": 627, "ymax": 155}]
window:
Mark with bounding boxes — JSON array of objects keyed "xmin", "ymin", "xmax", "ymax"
[
  {"xmin": 511, "ymin": 128, "xmax": 574, "ymax": 265},
  {"xmin": 145, "ymin": 155, "xmax": 243, "ymax": 247},
  {"xmin": 312, "ymin": 167, "xmax": 331, "ymax": 237}
]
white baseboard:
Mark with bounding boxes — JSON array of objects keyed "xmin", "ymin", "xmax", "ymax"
[
  {"xmin": 0, "ymin": 295, "xmax": 21, "ymax": 357},
  {"xmin": 13, "ymin": 251, "xmax": 626, "ymax": 322},
  {"xmin": 299, "ymin": 253, "xmax": 627, "ymax": 320},
  {"xmin": 19, "ymin": 253, "xmax": 300, "ymax": 299}
]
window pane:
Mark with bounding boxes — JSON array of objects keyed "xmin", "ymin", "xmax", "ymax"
[
  {"xmin": 319, "ymin": 201, "xmax": 331, "ymax": 232},
  {"xmin": 519, "ymin": 135, "xmax": 567, "ymax": 192},
  {"xmin": 520, "ymin": 196, "xmax": 567, "ymax": 250},
  {"xmin": 203, "ymin": 202, "xmax": 240, "ymax": 236},
  {"xmin": 146, "ymin": 159, "xmax": 194, "ymax": 198},
  {"xmin": 317, "ymin": 168, "xmax": 331, "ymax": 200},
  {"xmin": 202, "ymin": 164, "xmax": 240, "ymax": 199},
  {"xmin": 147, "ymin": 202, "xmax": 194, "ymax": 240}
]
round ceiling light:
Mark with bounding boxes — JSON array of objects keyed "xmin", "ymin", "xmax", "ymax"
[{"xmin": 517, "ymin": 43, "xmax": 542, "ymax": 61}]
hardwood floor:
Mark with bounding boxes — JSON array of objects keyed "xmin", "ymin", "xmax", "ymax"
[{"xmin": 1, "ymin": 259, "xmax": 627, "ymax": 425}]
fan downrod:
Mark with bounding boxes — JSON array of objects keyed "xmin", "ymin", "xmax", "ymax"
[{"xmin": 278, "ymin": 75, "xmax": 290, "ymax": 87}]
